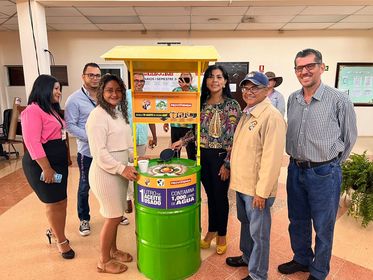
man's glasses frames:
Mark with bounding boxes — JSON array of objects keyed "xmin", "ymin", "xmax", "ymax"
[
  {"xmin": 84, "ymin": 73, "xmax": 101, "ymax": 79},
  {"xmin": 240, "ymin": 86, "xmax": 266, "ymax": 94},
  {"xmin": 294, "ymin": 63, "xmax": 321, "ymax": 73}
]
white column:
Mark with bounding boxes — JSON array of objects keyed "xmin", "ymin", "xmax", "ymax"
[{"xmin": 16, "ymin": 0, "xmax": 50, "ymax": 97}]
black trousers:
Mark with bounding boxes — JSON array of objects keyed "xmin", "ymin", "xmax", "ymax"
[
  {"xmin": 171, "ymin": 126, "xmax": 196, "ymax": 160},
  {"xmin": 200, "ymin": 148, "xmax": 230, "ymax": 236}
]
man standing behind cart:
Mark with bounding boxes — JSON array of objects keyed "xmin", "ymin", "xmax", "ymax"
[
  {"xmin": 65, "ymin": 62, "xmax": 101, "ymax": 237},
  {"xmin": 226, "ymin": 72, "xmax": 286, "ymax": 280},
  {"xmin": 121, "ymin": 72, "xmax": 157, "ymax": 225},
  {"xmin": 163, "ymin": 73, "xmax": 197, "ymax": 160}
]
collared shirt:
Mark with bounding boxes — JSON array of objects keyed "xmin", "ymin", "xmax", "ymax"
[
  {"xmin": 21, "ymin": 103, "xmax": 66, "ymax": 160},
  {"xmin": 126, "ymin": 89, "xmax": 148, "ymax": 145},
  {"xmin": 267, "ymin": 89, "xmax": 285, "ymax": 116},
  {"xmin": 286, "ymin": 82, "xmax": 357, "ymax": 162},
  {"xmin": 65, "ymin": 86, "xmax": 96, "ymax": 157},
  {"xmin": 170, "ymin": 85, "xmax": 198, "ymax": 129}
]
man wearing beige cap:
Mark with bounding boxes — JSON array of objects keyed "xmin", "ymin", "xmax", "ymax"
[{"xmin": 265, "ymin": 71, "xmax": 285, "ymax": 116}]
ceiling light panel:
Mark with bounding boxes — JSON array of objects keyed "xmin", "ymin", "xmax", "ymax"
[
  {"xmin": 139, "ymin": 16, "xmax": 190, "ymax": 24},
  {"xmin": 192, "ymin": 24, "xmax": 238, "ymax": 30},
  {"xmin": 191, "ymin": 15, "xmax": 242, "ymax": 24},
  {"xmin": 192, "ymin": 7, "xmax": 246, "ymax": 16},
  {"xmin": 253, "ymin": 15, "xmax": 294, "ymax": 23},
  {"xmin": 236, "ymin": 23, "xmax": 284, "ymax": 30},
  {"xmin": 78, "ymin": 7, "xmax": 136, "ymax": 16},
  {"xmin": 282, "ymin": 22, "xmax": 333, "ymax": 30},
  {"xmin": 340, "ymin": 15, "xmax": 373, "ymax": 23},
  {"xmin": 246, "ymin": 6, "xmax": 306, "ymax": 16},
  {"xmin": 47, "ymin": 23, "xmax": 99, "ymax": 31},
  {"xmin": 96, "ymin": 24, "xmax": 144, "ymax": 31},
  {"xmin": 300, "ymin": 6, "xmax": 363, "ymax": 15},
  {"xmin": 47, "ymin": 16, "xmax": 91, "ymax": 24},
  {"xmin": 144, "ymin": 23, "xmax": 189, "ymax": 30},
  {"xmin": 292, "ymin": 15, "xmax": 346, "ymax": 23},
  {"xmin": 88, "ymin": 16, "xmax": 141, "ymax": 24},
  {"xmin": 135, "ymin": 7, "xmax": 191, "ymax": 16},
  {"xmin": 328, "ymin": 22, "xmax": 373, "ymax": 29},
  {"xmin": 45, "ymin": 7, "xmax": 81, "ymax": 17}
]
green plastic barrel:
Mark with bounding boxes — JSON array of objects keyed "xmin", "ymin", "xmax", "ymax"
[{"xmin": 135, "ymin": 158, "xmax": 201, "ymax": 280}]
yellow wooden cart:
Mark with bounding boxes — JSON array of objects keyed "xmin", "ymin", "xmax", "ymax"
[{"xmin": 101, "ymin": 46, "xmax": 219, "ymax": 280}]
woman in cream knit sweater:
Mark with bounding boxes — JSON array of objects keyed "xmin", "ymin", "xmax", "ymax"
[{"xmin": 86, "ymin": 74, "xmax": 138, "ymax": 274}]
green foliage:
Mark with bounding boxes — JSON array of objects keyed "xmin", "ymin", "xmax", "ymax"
[{"xmin": 342, "ymin": 151, "xmax": 373, "ymax": 227}]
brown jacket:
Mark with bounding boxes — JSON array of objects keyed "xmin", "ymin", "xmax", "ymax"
[{"xmin": 230, "ymin": 98, "xmax": 286, "ymax": 198}]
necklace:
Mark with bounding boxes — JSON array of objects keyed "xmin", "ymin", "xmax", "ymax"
[{"xmin": 208, "ymin": 106, "xmax": 222, "ymax": 139}]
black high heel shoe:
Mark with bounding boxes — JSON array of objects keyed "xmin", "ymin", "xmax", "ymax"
[
  {"xmin": 57, "ymin": 240, "xmax": 75, "ymax": 259},
  {"xmin": 46, "ymin": 229, "xmax": 53, "ymax": 244},
  {"xmin": 46, "ymin": 229, "xmax": 70, "ymax": 245}
]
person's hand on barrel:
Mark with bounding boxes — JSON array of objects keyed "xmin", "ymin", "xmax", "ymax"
[
  {"xmin": 121, "ymin": 166, "xmax": 138, "ymax": 181},
  {"xmin": 171, "ymin": 139, "xmax": 183, "ymax": 151}
]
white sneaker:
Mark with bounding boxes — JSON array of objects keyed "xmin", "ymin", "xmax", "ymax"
[
  {"xmin": 79, "ymin": 220, "xmax": 91, "ymax": 236},
  {"xmin": 120, "ymin": 216, "xmax": 130, "ymax": 225}
]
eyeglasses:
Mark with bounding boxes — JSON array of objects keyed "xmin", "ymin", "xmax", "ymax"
[
  {"xmin": 240, "ymin": 86, "xmax": 266, "ymax": 94},
  {"xmin": 104, "ymin": 89, "xmax": 123, "ymax": 95},
  {"xmin": 84, "ymin": 73, "xmax": 101, "ymax": 79},
  {"xmin": 178, "ymin": 77, "xmax": 191, "ymax": 84},
  {"xmin": 294, "ymin": 63, "xmax": 320, "ymax": 73},
  {"xmin": 134, "ymin": 79, "xmax": 145, "ymax": 83}
]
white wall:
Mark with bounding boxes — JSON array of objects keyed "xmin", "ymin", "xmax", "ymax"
[{"xmin": 1, "ymin": 29, "xmax": 373, "ymax": 134}]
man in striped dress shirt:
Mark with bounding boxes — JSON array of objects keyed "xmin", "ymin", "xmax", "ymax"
[{"xmin": 278, "ymin": 49, "xmax": 357, "ymax": 280}]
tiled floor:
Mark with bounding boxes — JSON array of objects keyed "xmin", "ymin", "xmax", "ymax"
[{"xmin": 0, "ymin": 137, "xmax": 372, "ymax": 280}]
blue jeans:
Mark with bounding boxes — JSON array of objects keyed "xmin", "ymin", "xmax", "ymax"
[
  {"xmin": 237, "ymin": 192, "xmax": 275, "ymax": 280},
  {"xmin": 287, "ymin": 159, "xmax": 342, "ymax": 280},
  {"xmin": 77, "ymin": 153, "xmax": 92, "ymax": 221}
]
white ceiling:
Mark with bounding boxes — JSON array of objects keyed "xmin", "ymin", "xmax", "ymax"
[{"xmin": 0, "ymin": 0, "xmax": 373, "ymax": 32}]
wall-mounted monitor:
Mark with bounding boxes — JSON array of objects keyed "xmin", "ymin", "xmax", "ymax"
[{"xmin": 335, "ymin": 62, "xmax": 373, "ymax": 106}]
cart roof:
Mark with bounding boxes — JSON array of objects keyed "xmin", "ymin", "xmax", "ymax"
[{"xmin": 101, "ymin": 45, "xmax": 219, "ymax": 72}]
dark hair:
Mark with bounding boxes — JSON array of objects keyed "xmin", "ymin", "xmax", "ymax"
[
  {"xmin": 83, "ymin": 62, "xmax": 100, "ymax": 74},
  {"xmin": 201, "ymin": 64, "xmax": 232, "ymax": 108},
  {"xmin": 27, "ymin": 74, "xmax": 63, "ymax": 117},
  {"xmin": 97, "ymin": 74, "xmax": 129, "ymax": 123},
  {"xmin": 294, "ymin": 48, "xmax": 323, "ymax": 66}
]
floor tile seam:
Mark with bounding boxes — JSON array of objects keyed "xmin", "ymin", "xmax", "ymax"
[{"xmin": 204, "ymin": 258, "xmax": 236, "ymax": 279}]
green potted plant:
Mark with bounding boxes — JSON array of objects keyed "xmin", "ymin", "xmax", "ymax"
[{"xmin": 341, "ymin": 151, "xmax": 373, "ymax": 227}]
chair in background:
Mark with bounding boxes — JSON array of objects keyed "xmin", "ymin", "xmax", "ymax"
[{"xmin": 0, "ymin": 109, "xmax": 21, "ymax": 159}]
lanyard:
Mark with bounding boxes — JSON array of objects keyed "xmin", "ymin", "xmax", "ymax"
[
  {"xmin": 81, "ymin": 87, "xmax": 96, "ymax": 107},
  {"xmin": 51, "ymin": 111, "xmax": 64, "ymax": 129}
]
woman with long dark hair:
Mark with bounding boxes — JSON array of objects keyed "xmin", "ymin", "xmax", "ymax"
[
  {"xmin": 173, "ymin": 65, "xmax": 242, "ymax": 255},
  {"xmin": 21, "ymin": 74, "xmax": 74, "ymax": 259},
  {"xmin": 86, "ymin": 74, "xmax": 137, "ymax": 274}
]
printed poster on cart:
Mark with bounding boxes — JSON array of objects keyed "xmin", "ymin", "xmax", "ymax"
[{"xmin": 137, "ymin": 174, "xmax": 197, "ymax": 209}]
